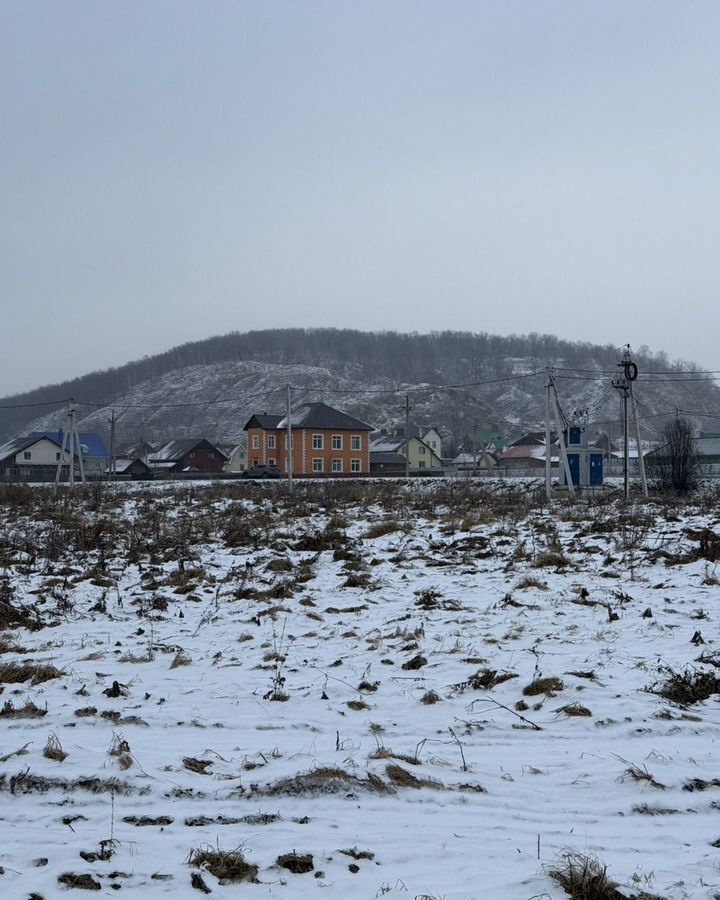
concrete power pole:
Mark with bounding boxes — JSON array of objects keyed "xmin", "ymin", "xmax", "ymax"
[
  {"xmin": 545, "ymin": 368, "xmax": 552, "ymax": 501},
  {"xmin": 286, "ymin": 384, "xmax": 293, "ymax": 493},
  {"xmin": 109, "ymin": 410, "xmax": 117, "ymax": 479},
  {"xmin": 612, "ymin": 345, "xmax": 646, "ymax": 501},
  {"xmin": 404, "ymin": 394, "xmax": 411, "ymax": 479},
  {"xmin": 55, "ymin": 400, "xmax": 86, "ymax": 488}
]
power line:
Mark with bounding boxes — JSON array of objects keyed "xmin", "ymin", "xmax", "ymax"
[{"xmin": 0, "ymin": 398, "xmax": 71, "ymax": 410}]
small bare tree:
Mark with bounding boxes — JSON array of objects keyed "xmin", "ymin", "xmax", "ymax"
[{"xmin": 648, "ymin": 417, "xmax": 701, "ymax": 495}]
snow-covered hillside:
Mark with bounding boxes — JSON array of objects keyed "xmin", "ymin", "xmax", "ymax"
[
  {"xmin": 4, "ymin": 329, "xmax": 719, "ymax": 451},
  {"xmin": 23, "ymin": 355, "xmax": 719, "ymax": 455},
  {"xmin": 1, "ymin": 479, "xmax": 720, "ymax": 898}
]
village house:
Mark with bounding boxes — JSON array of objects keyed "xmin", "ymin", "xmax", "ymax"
[
  {"xmin": 0, "ymin": 434, "xmax": 73, "ymax": 480},
  {"xmin": 221, "ymin": 440, "xmax": 248, "ymax": 474},
  {"xmin": 31, "ymin": 430, "xmax": 109, "ymax": 477},
  {"xmin": 148, "ymin": 438, "xmax": 228, "ymax": 474},
  {"xmin": 369, "ymin": 433, "xmax": 444, "ymax": 473},
  {"xmin": 107, "ymin": 457, "xmax": 153, "ymax": 478},
  {"xmin": 244, "ymin": 402, "xmax": 372, "ymax": 476}
]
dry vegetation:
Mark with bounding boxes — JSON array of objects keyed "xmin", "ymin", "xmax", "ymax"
[{"xmin": 0, "ymin": 478, "xmax": 719, "ymax": 897}]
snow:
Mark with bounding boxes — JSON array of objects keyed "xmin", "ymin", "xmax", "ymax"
[{"xmin": 1, "ymin": 480, "xmax": 719, "ymax": 898}]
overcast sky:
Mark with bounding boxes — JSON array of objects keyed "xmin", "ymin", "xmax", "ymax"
[{"xmin": 2, "ymin": 1, "xmax": 719, "ymax": 395}]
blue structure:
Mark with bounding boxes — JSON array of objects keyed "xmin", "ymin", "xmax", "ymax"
[{"xmin": 560, "ymin": 426, "xmax": 604, "ymax": 489}]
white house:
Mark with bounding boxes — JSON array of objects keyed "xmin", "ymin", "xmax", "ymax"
[
  {"xmin": 0, "ymin": 435, "xmax": 72, "ymax": 478},
  {"xmin": 421, "ymin": 428, "xmax": 443, "ymax": 459}
]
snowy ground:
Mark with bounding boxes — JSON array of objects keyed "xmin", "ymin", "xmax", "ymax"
[{"xmin": 1, "ymin": 479, "xmax": 720, "ymax": 899}]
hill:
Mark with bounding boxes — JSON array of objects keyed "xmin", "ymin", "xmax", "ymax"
[{"xmin": 1, "ymin": 329, "xmax": 717, "ymax": 453}]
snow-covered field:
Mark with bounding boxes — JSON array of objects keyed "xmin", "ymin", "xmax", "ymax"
[{"xmin": 1, "ymin": 479, "xmax": 720, "ymax": 899}]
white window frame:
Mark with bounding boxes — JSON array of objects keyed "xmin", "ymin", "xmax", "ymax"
[
  {"xmin": 268, "ymin": 435, "xmax": 276, "ymax": 449},
  {"xmin": 252, "ymin": 435, "xmax": 259, "ymax": 449},
  {"xmin": 312, "ymin": 434, "xmax": 324, "ymax": 450},
  {"xmin": 351, "ymin": 458, "xmax": 361, "ymax": 473},
  {"xmin": 312, "ymin": 457, "xmax": 324, "ymax": 473},
  {"xmin": 351, "ymin": 435, "xmax": 361, "ymax": 451},
  {"xmin": 23, "ymin": 451, "xmax": 32, "ymax": 460},
  {"xmin": 268, "ymin": 457, "xmax": 276, "ymax": 466},
  {"xmin": 332, "ymin": 458, "xmax": 343, "ymax": 473},
  {"xmin": 284, "ymin": 434, "xmax": 294, "ymax": 450},
  {"xmin": 332, "ymin": 434, "xmax": 343, "ymax": 450}
]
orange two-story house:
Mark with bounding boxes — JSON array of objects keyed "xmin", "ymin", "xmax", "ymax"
[{"xmin": 243, "ymin": 402, "xmax": 373, "ymax": 476}]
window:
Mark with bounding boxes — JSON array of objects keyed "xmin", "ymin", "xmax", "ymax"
[
  {"xmin": 351, "ymin": 458, "xmax": 361, "ymax": 473},
  {"xmin": 312, "ymin": 458, "xmax": 324, "ymax": 473},
  {"xmin": 312, "ymin": 434, "xmax": 324, "ymax": 450},
  {"xmin": 419, "ymin": 445, "xmax": 426, "ymax": 454},
  {"xmin": 284, "ymin": 434, "xmax": 294, "ymax": 450},
  {"xmin": 252, "ymin": 457, "xmax": 260, "ymax": 467},
  {"xmin": 351, "ymin": 435, "xmax": 361, "ymax": 451},
  {"xmin": 332, "ymin": 459, "xmax": 343, "ymax": 473},
  {"xmin": 268, "ymin": 435, "xmax": 276, "ymax": 449},
  {"xmin": 332, "ymin": 435, "xmax": 343, "ymax": 450},
  {"xmin": 23, "ymin": 451, "xmax": 31, "ymax": 460},
  {"xmin": 208, "ymin": 452, "xmax": 215, "ymax": 459},
  {"xmin": 252, "ymin": 435, "xmax": 259, "ymax": 449},
  {"xmin": 418, "ymin": 460, "xmax": 426, "ymax": 468},
  {"xmin": 56, "ymin": 452, "xmax": 61, "ymax": 461},
  {"xmin": 268, "ymin": 457, "xmax": 276, "ymax": 466},
  {"xmin": 189, "ymin": 451, "xmax": 196, "ymax": 459}
]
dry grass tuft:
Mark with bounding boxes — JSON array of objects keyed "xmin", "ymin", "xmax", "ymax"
[
  {"xmin": 369, "ymin": 745, "xmax": 421, "ymax": 766},
  {"xmin": 109, "ymin": 733, "xmax": 133, "ymax": 770},
  {"xmin": 683, "ymin": 777, "xmax": 720, "ymax": 792},
  {"xmin": 385, "ymin": 763, "xmax": 442, "ymax": 790},
  {"xmin": 401, "ymin": 654, "xmax": 428, "ymax": 670},
  {"xmin": 119, "ymin": 649, "xmax": 154, "ymax": 663},
  {"xmin": 57, "ymin": 872, "xmax": 102, "ymax": 891},
  {"xmin": 466, "ymin": 668, "xmax": 518, "ymax": 690},
  {"xmin": 170, "ymin": 650, "xmax": 192, "ymax": 668},
  {"xmin": 557, "ymin": 703, "xmax": 592, "ymax": 717},
  {"xmin": 365, "ymin": 520, "xmax": 402, "ymax": 539},
  {"xmin": 524, "ymin": 676, "xmax": 564, "ymax": 697},
  {"xmin": 184, "ymin": 756, "xmax": 212, "ymax": 775},
  {"xmin": 339, "ymin": 847, "xmax": 375, "ymax": 860},
  {"xmin": 0, "ymin": 699, "xmax": 47, "ymax": 719},
  {"xmin": 617, "ymin": 757, "xmax": 666, "ymax": 790},
  {"xmin": 547, "ymin": 850, "xmax": 624, "ymax": 900},
  {"xmin": 650, "ymin": 667, "xmax": 720, "ymax": 705},
  {"xmin": 420, "ymin": 689, "xmax": 440, "ymax": 705},
  {"xmin": 347, "ymin": 699, "xmax": 370, "ymax": 711},
  {"xmin": 632, "ymin": 804, "xmax": 680, "ymax": 815},
  {"xmin": 533, "ymin": 550, "xmax": 570, "ymax": 569},
  {"xmin": 515, "ymin": 576, "xmax": 548, "ymax": 591},
  {"xmin": 43, "ymin": 733, "xmax": 68, "ymax": 762},
  {"xmin": 187, "ymin": 845, "xmax": 259, "ymax": 884},
  {"xmin": 261, "ymin": 765, "xmax": 392, "ymax": 797},
  {"xmin": 276, "ymin": 851, "xmax": 314, "ymax": 874},
  {"xmin": 0, "ymin": 661, "xmax": 62, "ymax": 684}
]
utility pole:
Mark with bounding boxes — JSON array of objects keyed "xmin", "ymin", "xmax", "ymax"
[
  {"xmin": 286, "ymin": 384, "xmax": 293, "ymax": 492},
  {"xmin": 545, "ymin": 368, "xmax": 552, "ymax": 501},
  {"xmin": 109, "ymin": 410, "xmax": 117, "ymax": 479},
  {"xmin": 549, "ymin": 383, "xmax": 575, "ymax": 495},
  {"xmin": 404, "ymin": 394, "xmax": 411, "ymax": 478},
  {"xmin": 612, "ymin": 345, "xmax": 646, "ymax": 501},
  {"xmin": 471, "ymin": 418, "xmax": 478, "ymax": 477},
  {"xmin": 55, "ymin": 400, "xmax": 86, "ymax": 488}
]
